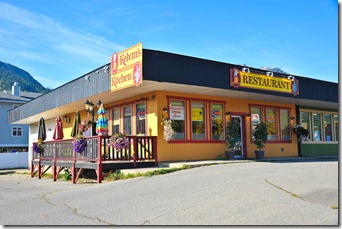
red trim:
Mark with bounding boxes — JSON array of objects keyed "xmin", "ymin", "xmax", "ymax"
[
  {"xmin": 248, "ymin": 104, "xmax": 293, "ymax": 144},
  {"xmin": 112, "ymin": 97, "xmax": 149, "ymax": 108},
  {"xmin": 229, "ymin": 114, "xmax": 248, "ymax": 159},
  {"xmin": 168, "ymin": 140, "xmax": 225, "ymax": 144},
  {"xmin": 166, "ymin": 95, "xmax": 226, "ymax": 104},
  {"xmin": 168, "ymin": 98, "xmax": 187, "ymax": 140}
]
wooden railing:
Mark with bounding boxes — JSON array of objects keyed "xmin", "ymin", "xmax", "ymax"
[
  {"xmin": 32, "ymin": 135, "xmax": 158, "ymax": 165},
  {"xmin": 31, "ymin": 135, "xmax": 158, "ymax": 183}
]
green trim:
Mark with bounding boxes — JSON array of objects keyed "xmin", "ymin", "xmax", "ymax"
[
  {"xmin": 298, "ymin": 106, "xmax": 338, "ymax": 113},
  {"xmin": 301, "ymin": 143, "xmax": 338, "ymax": 156}
]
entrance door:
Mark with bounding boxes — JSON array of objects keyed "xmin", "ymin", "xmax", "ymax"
[{"xmin": 231, "ymin": 115, "xmax": 244, "ymax": 159}]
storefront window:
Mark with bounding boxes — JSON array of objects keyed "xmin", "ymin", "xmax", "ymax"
[
  {"xmin": 192, "ymin": 102, "xmax": 206, "ymax": 140},
  {"xmin": 300, "ymin": 111, "xmax": 311, "ymax": 141},
  {"xmin": 280, "ymin": 109, "xmax": 290, "ymax": 141},
  {"xmin": 251, "ymin": 107, "xmax": 262, "ymax": 136},
  {"xmin": 251, "ymin": 107, "xmax": 263, "ymax": 122},
  {"xmin": 266, "ymin": 108, "xmax": 277, "ymax": 141},
  {"xmin": 169, "ymin": 100, "xmax": 186, "ymax": 140},
  {"xmin": 136, "ymin": 103, "xmax": 146, "ymax": 135},
  {"xmin": 112, "ymin": 108, "xmax": 120, "ymax": 135},
  {"xmin": 123, "ymin": 105, "xmax": 132, "ymax": 135},
  {"xmin": 323, "ymin": 114, "xmax": 332, "ymax": 141},
  {"xmin": 313, "ymin": 113, "xmax": 322, "ymax": 141},
  {"xmin": 211, "ymin": 104, "xmax": 224, "ymax": 140},
  {"xmin": 334, "ymin": 115, "xmax": 339, "ymax": 141}
]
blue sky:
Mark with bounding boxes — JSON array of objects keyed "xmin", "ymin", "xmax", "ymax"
[{"xmin": 0, "ymin": 0, "xmax": 338, "ymax": 89}]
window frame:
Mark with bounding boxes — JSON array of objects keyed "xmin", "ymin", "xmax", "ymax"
[
  {"xmin": 12, "ymin": 126, "xmax": 23, "ymax": 137},
  {"xmin": 112, "ymin": 107, "xmax": 120, "ymax": 135},
  {"xmin": 167, "ymin": 96, "xmax": 226, "ymax": 143},
  {"xmin": 123, "ymin": 104, "xmax": 132, "ymax": 135},
  {"xmin": 299, "ymin": 109, "xmax": 338, "ymax": 143},
  {"xmin": 249, "ymin": 104, "xmax": 292, "ymax": 143},
  {"xmin": 191, "ymin": 101, "xmax": 207, "ymax": 141},
  {"xmin": 169, "ymin": 99, "xmax": 187, "ymax": 141},
  {"xmin": 136, "ymin": 102, "xmax": 147, "ymax": 136},
  {"xmin": 210, "ymin": 102, "xmax": 225, "ymax": 141}
]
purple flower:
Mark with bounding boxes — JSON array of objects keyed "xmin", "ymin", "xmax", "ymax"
[{"xmin": 73, "ymin": 137, "xmax": 87, "ymax": 154}]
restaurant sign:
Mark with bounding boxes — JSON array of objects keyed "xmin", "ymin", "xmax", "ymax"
[
  {"xmin": 230, "ymin": 68, "xmax": 299, "ymax": 96},
  {"xmin": 111, "ymin": 43, "xmax": 143, "ymax": 92}
]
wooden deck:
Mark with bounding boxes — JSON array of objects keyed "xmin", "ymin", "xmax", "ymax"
[{"xmin": 31, "ymin": 135, "xmax": 158, "ymax": 183}]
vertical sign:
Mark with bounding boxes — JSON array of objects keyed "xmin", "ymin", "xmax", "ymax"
[{"xmin": 111, "ymin": 43, "xmax": 143, "ymax": 92}]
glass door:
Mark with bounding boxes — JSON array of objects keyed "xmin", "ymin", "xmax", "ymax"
[{"xmin": 231, "ymin": 115, "xmax": 244, "ymax": 158}]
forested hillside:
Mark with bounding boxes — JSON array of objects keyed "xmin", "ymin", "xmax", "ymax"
[{"xmin": 0, "ymin": 61, "xmax": 48, "ymax": 93}]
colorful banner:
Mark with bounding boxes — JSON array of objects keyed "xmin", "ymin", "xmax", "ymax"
[
  {"xmin": 111, "ymin": 43, "xmax": 143, "ymax": 92},
  {"xmin": 230, "ymin": 68, "xmax": 299, "ymax": 95}
]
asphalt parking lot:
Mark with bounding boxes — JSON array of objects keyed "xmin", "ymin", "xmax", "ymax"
[{"xmin": 0, "ymin": 159, "xmax": 338, "ymax": 225}]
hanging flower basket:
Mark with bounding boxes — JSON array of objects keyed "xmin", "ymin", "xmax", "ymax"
[
  {"xmin": 293, "ymin": 124, "xmax": 309, "ymax": 143},
  {"xmin": 78, "ymin": 118, "xmax": 92, "ymax": 133},
  {"xmin": 33, "ymin": 138, "xmax": 44, "ymax": 154},
  {"xmin": 73, "ymin": 135, "xmax": 87, "ymax": 154},
  {"xmin": 110, "ymin": 133, "xmax": 130, "ymax": 152},
  {"xmin": 161, "ymin": 118, "xmax": 175, "ymax": 142}
]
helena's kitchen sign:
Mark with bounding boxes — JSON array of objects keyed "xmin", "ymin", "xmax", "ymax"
[
  {"xmin": 230, "ymin": 68, "xmax": 299, "ymax": 96},
  {"xmin": 111, "ymin": 43, "xmax": 143, "ymax": 92}
]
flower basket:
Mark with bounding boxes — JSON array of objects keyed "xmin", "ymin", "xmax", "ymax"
[
  {"xmin": 78, "ymin": 119, "xmax": 92, "ymax": 133},
  {"xmin": 161, "ymin": 118, "xmax": 175, "ymax": 142},
  {"xmin": 110, "ymin": 133, "xmax": 130, "ymax": 152},
  {"xmin": 293, "ymin": 124, "xmax": 309, "ymax": 143},
  {"xmin": 73, "ymin": 135, "xmax": 87, "ymax": 154},
  {"xmin": 33, "ymin": 138, "xmax": 44, "ymax": 154}
]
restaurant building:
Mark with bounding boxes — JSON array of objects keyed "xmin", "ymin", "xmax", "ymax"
[{"xmin": 8, "ymin": 43, "xmax": 338, "ymax": 165}]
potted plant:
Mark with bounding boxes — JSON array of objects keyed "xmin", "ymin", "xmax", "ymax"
[
  {"xmin": 253, "ymin": 122, "xmax": 268, "ymax": 159},
  {"xmin": 225, "ymin": 118, "xmax": 240, "ymax": 160}
]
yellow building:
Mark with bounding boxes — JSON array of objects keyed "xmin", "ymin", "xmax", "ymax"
[{"xmin": 9, "ymin": 44, "xmax": 338, "ymax": 166}]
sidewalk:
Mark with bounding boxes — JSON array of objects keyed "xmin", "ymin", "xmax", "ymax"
[
  {"xmin": 118, "ymin": 156, "xmax": 338, "ymax": 175},
  {"xmin": 0, "ymin": 156, "xmax": 337, "ymax": 176}
]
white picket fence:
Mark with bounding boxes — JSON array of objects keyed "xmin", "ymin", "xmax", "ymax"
[{"xmin": 0, "ymin": 152, "xmax": 28, "ymax": 169}]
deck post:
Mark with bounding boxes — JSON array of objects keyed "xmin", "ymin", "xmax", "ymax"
[
  {"xmin": 72, "ymin": 144, "xmax": 76, "ymax": 184},
  {"xmin": 53, "ymin": 142, "xmax": 57, "ymax": 181},
  {"xmin": 153, "ymin": 137, "xmax": 158, "ymax": 166},
  {"xmin": 97, "ymin": 136, "xmax": 103, "ymax": 183},
  {"xmin": 38, "ymin": 150, "xmax": 42, "ymax": 179},
  {"xmin": 30, "ymin": 146, "xmax": 35, "ymax": 178},
  {"xmin": 133, "ymin": 136, "xmax": 137, "ymax": 168}
]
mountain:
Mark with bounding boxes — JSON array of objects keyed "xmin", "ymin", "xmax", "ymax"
[
  {"xmin": 260, "ymin": 66, "xmax": 288, "ymax": 74},
  {"xmin": 0, "ymin": 61, "xmax": 48, "ymax": 93}
]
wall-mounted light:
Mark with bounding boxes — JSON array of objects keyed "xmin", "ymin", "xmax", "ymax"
[
  {"xmin": 64, "ymin": 116, "xmax": 70, "ymax": 123},
  {"xmin": 266, "ymin": 71, "xmax": 273, "ymax": 77},
  {"xmin": 247, "ymin": 113, "xmax": 251, "ymax": 117},
  {"xmin": 287, "ymin": 75, "xmax": 295, "ymax": 81},
  {"xmin": 242, "ymin": 67, "xmax": 250, "ymax": 73},
  {"xmin": 103, "ymin": 65, "xmax": 109, "ymax": 74},
  {"xmin": 162, "ymin": 107, "xmax": 168, "ymax": 119},
  {"xmin": 225, "ymin": 112, "xmax": 231, "ymax": 116},
  {"xmin": 291, "ymin": 116, "xmax": 296, "ymax": 125}
]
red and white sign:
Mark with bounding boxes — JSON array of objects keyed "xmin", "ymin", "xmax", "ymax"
[{"xmin": 170, "ymin": 106, "xmax": 184, "ymax": 120}]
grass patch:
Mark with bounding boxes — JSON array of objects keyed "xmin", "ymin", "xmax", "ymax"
[
  {"xmin": 331, "ymin": 205, "xmax": 338, "ymax": 209},
  {"xmin": 103, "ymin": 164, "xmax": 194, "ymax": 182},
  {"xmin": 265, "ymin": 178, "xmax": 305, "ymax": 201}
]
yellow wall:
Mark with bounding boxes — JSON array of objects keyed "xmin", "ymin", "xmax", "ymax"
[
  {"xmin": 59, "ymin": 90, "xmax": 298, "ymax": 162},
  {"xmin": 155, "ymin": 91, "xmax": 298, "ymax": 161}
]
